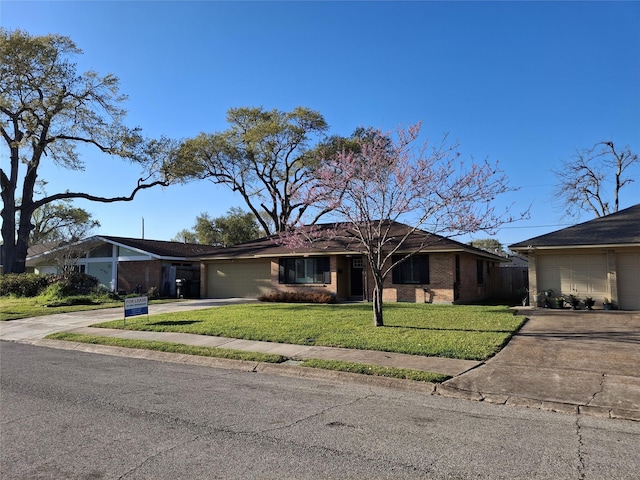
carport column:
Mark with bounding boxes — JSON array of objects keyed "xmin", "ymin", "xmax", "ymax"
[
  {"xmin": 527, "ymin": 251, "xmax": 538, "ymax": 307},
  {"xmin": 111, "ymin": 244, "xmax": 118, "ymax": 292},
  {"xmin": 200, "ymin": 261, "xmax": 207, "ymax": 298},
  {"xmin": 606, "ymin": 250, "xmax": 618, "ymax": 304}
]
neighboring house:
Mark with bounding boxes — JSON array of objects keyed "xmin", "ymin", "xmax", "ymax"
[
  {"xmin": 509, "ymin": 204, "xmax": 640, "ymax": 310},
  {"xmin": 198, "ymin": 221, "xmax": 508, "ymax": 304},
  {"xmin": 26, "ymin": 236, "xmax": 221, "ymax": 297}
]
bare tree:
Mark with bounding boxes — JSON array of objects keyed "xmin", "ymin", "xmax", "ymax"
[{"xmin": 553, "ymin": 141, "xmax": 638, "ymax": 218}]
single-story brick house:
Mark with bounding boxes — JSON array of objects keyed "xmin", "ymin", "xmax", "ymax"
[
  {"xmin": 198, "ymin": 221, "xmax": 508, "ymax": 304},
  {"xmin": 509, "ymin": 204, "xmax": 640, "ymax": 310},
  {"xmin": 26, "ymin": 236, "xmax": 221, "ymax": 297}
]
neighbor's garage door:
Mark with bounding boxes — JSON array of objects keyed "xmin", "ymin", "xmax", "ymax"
[
  {"xmin": 617, "ymin": 253, "xmax": 640, "ymax": 310},
  {"xmin": 537, "ymin": 253, "xmax": 609, "ymax": 300},
  {"xmin": 206, "ymin": 259, "xmax": 272, "ymax": 298}
]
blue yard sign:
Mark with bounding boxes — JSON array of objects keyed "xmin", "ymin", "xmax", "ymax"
[{"xmin": 124, "ymin": 296, "xmax": 148, "ymax": 319}]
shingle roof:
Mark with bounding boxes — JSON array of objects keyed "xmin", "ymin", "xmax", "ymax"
[
  {"xmin": 26, "ymin": 241, "xmax": 68, "ymax": 258},
  {"xmin": 200, "ymin": 221, "xmax": 507, "ymax": 261},
  {"xmin": 509, "ymin": 203, "xmax": 640, "ymax": 249},
  {"xmin": 26, "ymin": 236, "xmax": 221, "ymax": 262},
  {"xmin": 98, "ymin": 236, "xmax": 221, "ymax": 258}
]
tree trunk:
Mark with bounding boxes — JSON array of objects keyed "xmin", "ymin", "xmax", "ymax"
[{"xmin": 372, "ymin": 280, "xmax": 384, "ymax": 327}]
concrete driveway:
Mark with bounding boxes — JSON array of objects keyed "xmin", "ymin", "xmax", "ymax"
[{"xmin": 438, "ymin": 309, "xmax": 640, "ymax": 420}]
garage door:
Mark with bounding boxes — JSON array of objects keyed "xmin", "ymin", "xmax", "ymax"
[
  {"xmin": 206, "ymin": 259, "xmax": 272, "ymax": 298},
  {"xmin": 537, "ymin": 254, "xmax": 609, "ymax": 301},
  {"xmin": 618, "ymin": 253, "xmax": 640, "ymax": 310}
]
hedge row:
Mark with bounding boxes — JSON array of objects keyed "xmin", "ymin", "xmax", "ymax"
[
  {"xmin": 258, "ymin": 290, "xmax": 337, "ymax": 304},
  {"xmin": 0, "ymin": 272, "xmax": 99, "ymax": 297}
]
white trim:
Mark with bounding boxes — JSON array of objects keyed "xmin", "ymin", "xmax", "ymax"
[{"xmin": 512, "ymin": 243, "xmax": 640, "ymax": 252}]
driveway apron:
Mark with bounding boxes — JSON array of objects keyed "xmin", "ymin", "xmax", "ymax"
[{"xmin": 440, "ymin": 309, "xmax": 640, "ymax": 419}]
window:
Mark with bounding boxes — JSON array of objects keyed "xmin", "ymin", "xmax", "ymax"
[
  {"xmin": 477, "ymin": 260, "xmax": 484, "ymax": 284},
  {"xmin": 118, "ymin": 246, "xmax": 141, "ymax": 257},
  {"xmin": 88, "ymin": 244, "xmax": 112, "ymax": 258},
  {"xmin": 279, "ymin": 257, "xmax": 331, "ymax": 284},
  {"xmin": 392, "ymin": 255, "xmax": 429, "ymax": 284}
]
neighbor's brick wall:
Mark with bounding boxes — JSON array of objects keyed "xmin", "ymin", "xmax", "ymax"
[{"xmin": 117, "ymin": 260, "xmax": 162, "ymax": 294}]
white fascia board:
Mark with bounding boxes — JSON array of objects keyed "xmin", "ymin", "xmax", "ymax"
[
  {"xmin": 512, "ymin": 243, "xmax": 640, "ymax": 252},
  {"xmin": 97, "ymin": 237, "xmax": 161, "ymax": 259}
]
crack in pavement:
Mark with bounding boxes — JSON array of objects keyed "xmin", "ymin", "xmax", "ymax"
[
  {"xmin": 117, "ymin": 433, "xmax": 207, "ymax": 479},
  {"xmin": 585, "ymin": 373, "xmax": 606, "ymax": 406},
  {"xmin": 254, "ymin": 394, "xmax": 378, "ymax": 434},
  {"xmin": 574, "ymin": 416, "xmax": 586, "ymax": 480}
]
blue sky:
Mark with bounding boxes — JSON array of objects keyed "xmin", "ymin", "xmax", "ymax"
[{"xmin": 2, "ymin": 1, "xmax": 639, "ymax": 247}]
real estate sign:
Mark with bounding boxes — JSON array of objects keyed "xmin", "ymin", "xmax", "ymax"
[{"xmin": 124, "ymin": 296, "xmax": 149, "ymax": 318}]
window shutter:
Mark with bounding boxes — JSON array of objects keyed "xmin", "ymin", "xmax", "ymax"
[
  {"xmin": 419, "ymin": 255, "xmax": 430, "ymax": 284},
  {"xmin": 392, "ymin": 255, "xmax": 401, "ymax": 284},
  {"xmin": 278, "ymin": 258, "xmax": 286, "ymax": 283}
]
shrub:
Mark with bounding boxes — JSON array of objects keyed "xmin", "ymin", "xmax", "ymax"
[
  {"xmin": 0, "ymin": 273, "xmax": 52, "ymax": 297},
  {"xmin": 40, "ymin": 282, "xmax": 69, "ymax": 301},
  {"xmin": 258, "ymin": 290, "xmax": 336, "ymax": 304},
  {"xmin": 51, "ymin": 272, "xmax": 99, "ymax": 296}
]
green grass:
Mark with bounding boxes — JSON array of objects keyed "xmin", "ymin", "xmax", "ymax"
[
  {"xmin": 94, "ymin": 303, "xmax": 525, "ymax": 361},
  {"xmin": 0, "ymin": 296, "xmax": 182, "ymax": 321},
  {"xmin": 46, "ymin": 332, "xmax": 287, "ymax": 363},
  {"xmin": 0, "ymin": 296, "xmax": 122, "ymax": 321},
  {"xmin": 300, "ymin": 358, "xmax": 450, "ymax": 383},
  {"xmin": 46, "ymin": 332, "xmax": 449, "ymax": 383}
]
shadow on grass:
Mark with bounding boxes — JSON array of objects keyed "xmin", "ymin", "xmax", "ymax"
[
  {"xmin": 383, "ymin": 325, "xmax": 519, "ymax": 334},
  {"xmin": 150, "ymin": 320, "xmax": 202, "ymax": 327}
]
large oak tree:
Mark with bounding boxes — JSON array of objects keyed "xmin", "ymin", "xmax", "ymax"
[
  {"xmin": 172, "ymin": 208, "xmax": 263, "ymax": 246},
  {"xmin": 170, "ymin": 106, "xmax": 332, "ymax": 236},
  {"xmin": 1, "ymin": 29, "xmax": 174, "ymax": 273}
]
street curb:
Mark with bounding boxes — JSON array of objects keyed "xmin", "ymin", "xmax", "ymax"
[
  {"xmin": 434, "ymin": 383, "xmax": 638, "ymax": 422},
  {"xmin": 19, "ymin": 339, "xmax": 640, "ymax": 422},
  {"xmin": 27, "ymin": 339, "xmax": 436, "ymax": 395}
]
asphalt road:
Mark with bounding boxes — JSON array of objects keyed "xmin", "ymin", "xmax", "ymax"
[{"xmin": 1, "ymin": 342, "xmax": 639, "ymax": 479}]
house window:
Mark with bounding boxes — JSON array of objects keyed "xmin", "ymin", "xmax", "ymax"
[
  {"xmin": 88, "ymin": 244, "xmax": 112, "ymax": 258},
  {"xmin": 392, "ymin": 255, "xmax": 429, "ymax": 284},
  {"xmin": 279, "ymin": 257, "xmax": 331, "ymax": 284},
  {"xmin": 477, "ymin": 260, "xmax": 484, "ymax": 284}
]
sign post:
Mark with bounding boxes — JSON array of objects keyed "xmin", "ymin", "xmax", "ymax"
[{"xmin": 124, "ymin": 296, "xmax": 149, "ymax": 326}]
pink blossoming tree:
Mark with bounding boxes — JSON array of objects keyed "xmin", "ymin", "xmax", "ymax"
[{"xmin": 283, "ymin": 123, "xmax": 519, "ymax": 326}]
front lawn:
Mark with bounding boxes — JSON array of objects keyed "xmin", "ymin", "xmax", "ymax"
[
  {"xmin": 94, "ymin": 303, "xmax": 526, "ymax": 361},
  {"xmin": 0, "ymin": 296, "xmax": 123, "ymax": 321},
  {"xmin": 0, "ymin": 296, "xmax": 180, "ymax": 321}
]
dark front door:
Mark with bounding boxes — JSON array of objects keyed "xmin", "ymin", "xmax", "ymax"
[{"xmin": 350, "ymin": 257, "xmax": 364, "ymax": 299}]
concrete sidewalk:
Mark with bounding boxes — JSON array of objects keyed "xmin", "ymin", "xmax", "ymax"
[
  {"xmin": 0, "ymin": 299, "xmax": 478, "ymax": 377},
  {"xmin": 2, "ymin": 300, "xmax": 638, "ymax": 421},
  {"xmin": 61, "ymin": 326, "xmax": 479, "ymax": 378}
]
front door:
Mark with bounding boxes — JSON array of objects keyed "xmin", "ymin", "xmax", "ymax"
[{"xmin": 350, "ymin": 257, "xmax": 364, "ymax": 299}]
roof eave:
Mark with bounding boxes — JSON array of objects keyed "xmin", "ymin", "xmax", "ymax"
[{"xmin": 511, "ymin": 242, "xmax": 640, "ymax": 252}]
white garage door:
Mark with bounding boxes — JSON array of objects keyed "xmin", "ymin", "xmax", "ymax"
[
  {"xmin": 618, "ymin": 253, "xmax": 640, "ymax": 310},
  {"xmin": 206, "ymin": 259, "xmax": 272, "ymax": 298},
  {"xmin": 537, "ymin": 254, "xmax": 609, "ymax": 301}
]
